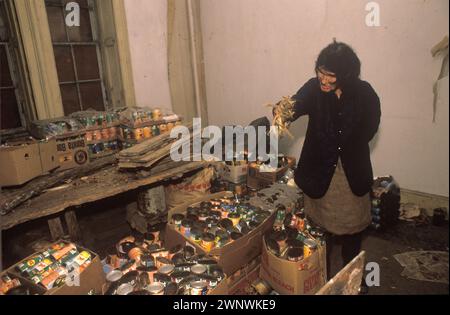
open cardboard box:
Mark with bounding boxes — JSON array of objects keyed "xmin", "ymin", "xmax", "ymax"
[
  {"xmin": 0, "ymin": 138, "xmax": 59, "ymax": 187},
  {"xmin": 165, "ymin": 191, "xmax": 276, "ymax": 276},
  {"xmin": 8, "ymin": 240, "xmax": 105, "ymax": 295},
  {"xmin": 259, "ymin": 237, "xmax": 327, "ymax": 295}
]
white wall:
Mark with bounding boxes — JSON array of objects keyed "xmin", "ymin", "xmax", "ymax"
[
  {"xmin": 201, "ymin": 0, "xmax": 449, "ymax": 196},
  {"xmin": 124, "ymin": 0, "xmax": 172, "ymax": 110}
]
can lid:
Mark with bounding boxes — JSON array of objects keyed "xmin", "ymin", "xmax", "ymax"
[
  {"xmin": 190, "ymin": 280, "xmax": 208, "ymax": 289},
  {"xmin": 191, "ymin": 264, "xmax": 207, "ymax": 275},
  {"xmin": 117, "ymin": 283, "xmax": 134, "ymax": 295},
  {"xmin": 159, "ymin": 264, "xmax": 175, "ymax": 275},
  {"xmin": 106, "ymin": 269, "xmax": 123, "ymax": 282},
  {"xmin": 148, "ymin": 282, "xmax": 165, "ymax": 294}
]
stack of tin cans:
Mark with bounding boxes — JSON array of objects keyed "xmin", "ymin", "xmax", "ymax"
[
  {"xmin": 12, "ymin": 242, "xmax": 93, "ymax": 291},
  {"xmin": 117, "ymin": 107, "xmax": 182, "ymax": 147},
  {"xmin": 264, "ymin": 204, "xmax": 326, "ymax": 262},
  {"xmin": 71, "ymin": 110, "xmax": 122, "ymax": 158},
  {"xmin": 170, "ymin": 196, "xmax": 274, "ymax": 252},
  {"xmin": 370, "ymin": 176, "xmax": 401, "ymax": 230},
  {"xmin": 103, "ymin": 232, "xmax": 225, "ymax": 295}
]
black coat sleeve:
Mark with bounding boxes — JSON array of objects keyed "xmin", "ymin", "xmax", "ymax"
[
  {"xmin": 361, "ymin": 82, "xmax": 381, "ymax": 142},
  {"xmin": 290, "ymin": 78, "xmax": 317, "ymax": 122}
]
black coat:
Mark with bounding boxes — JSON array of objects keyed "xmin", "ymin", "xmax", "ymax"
[{"xmin": 291, "ymin": 77, "xmax": 381, "ymax": 199}]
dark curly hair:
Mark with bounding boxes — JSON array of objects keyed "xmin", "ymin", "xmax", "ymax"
[{"xmin": 315, "ymin": 40, "xmax": 361, "ymax": 88}]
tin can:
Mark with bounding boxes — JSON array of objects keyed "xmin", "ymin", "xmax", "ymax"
[
  {"xmin": 227, "ymin": 212, "xmax": 241, "ymax": 226},
  {"xmin": 147, "ymin": 282, "xmax": 165, "ymax": 295},
  {"xmin": 171, "ymin": 271, "xmax": 190, "ymax": 284},
  {"xmin": 201, "ymin": 274, "xmax": 218, "ymax": 289},
  {"xmin": 128, "ymin": 247, "xmax": 143, "ymax": 261},
  {"xmin": 109, "ymin": 127, "xmax": 117, "ymax": 137},
  {"xmin": 275, "ymin": 230, "xmax": 288, "ymax": 252},
  {"xmin": 200, "ymin": 233, "xmax": 215, "ymax": 252},
  {"xmin": 155, "ymin": 257, "xmax": 172, "ymax": 269},
  {"xmin": 190, "ymin": 264, "xmax": 207, "ymax": 275},
  {"xmin": 140, "ymin": 254, "xmax": 155, "ymax": 268},
  {"xmin": 101, "ymin": 128, "xmax": 110, "ymax": 139},
  {"xmin": 134, "ymin": 128, "xmax": 143, "ymax": 140},
  {"xmin": 168, "ymin": 244, "xmax": 184, "ymax": 260},
  {"xmin": 190, "ymin": 280, "xmax": 208, "ymax": 295},
  {"xmin": 159, "ymin": 264, "xmax": 175, "ymax": 276},
  {"xmin": 85, "ymin": 131, "xmax": 93, "ymax": 142},
  {"xmin": 287, "ymin": 247, "xmax": 303, "ymax": 262},
  {"xmin": 151, "ymin": 125, "xmax": 160, "ymax": 136},
  {"xmin": 153, "ymin": 273, "xmax": 172, "ymax": 286},
  {"xmin": 190, "ymin": 227, "xmax": 203, "ymax": 244},
  {"xmin": 180, "ymin": 219, "xmax": 193, "ymax": 238},
  {"xmin": 303, "ymin": 239, "xmax": 317, "ymax": 258},
  {"xmin": 117, "ymin": 283, "xmax": 134, "ymax": 295},
  {"xmin": 143, "ymin": 127, "xmax": 152, "ymax": 138},
  {"xmin": 153, "ymin": 109, "xmax": 162, "ymax": 121},
  {"xmin": 106, "ymin": 269, "xmax": 123, "ymax": 283},
  {"xmin": 159, "ymin": 124, "xmax": 168, "ymax": 134},
  {"xmin": 171, "ymin": 214, "xmax": 185, "ymax": 229},
  {"xmin": 92, "ymin": 130, "xmax": 102, "ymax": 141}
]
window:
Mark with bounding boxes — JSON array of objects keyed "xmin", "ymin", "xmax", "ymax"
[
  {"xmin": 45, "ymin": 0, "xmax": 107, "ymax": 115},
  {"xmin": 0, "ymin": 0, "xmax": 23, "ymax": 130}
]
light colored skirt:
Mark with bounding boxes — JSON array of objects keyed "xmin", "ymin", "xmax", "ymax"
[{"xmin": 304, "ymin": 159, "xmax": 371, "ymax": 235}]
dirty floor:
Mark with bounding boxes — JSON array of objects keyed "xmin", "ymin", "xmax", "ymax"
[{"xmin": 2, "ymin": 197, "xmax": 449, "ymax": 295}]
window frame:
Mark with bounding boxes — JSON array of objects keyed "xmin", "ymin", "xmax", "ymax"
[{"xmin": 1, "ymin": 0, "xmax": 135, "ymax": 130}]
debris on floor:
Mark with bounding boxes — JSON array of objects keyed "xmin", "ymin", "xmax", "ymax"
[{"xmin": 393, "ymin": 251, "xmax": 449, "ymax": 284}]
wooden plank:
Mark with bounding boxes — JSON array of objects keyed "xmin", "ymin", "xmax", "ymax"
[
  {"xmin": 316, "ymin": 251, "xmax": 366, "ymax": 295},
  {"xmin": 64, "ymin": 210, "xmax": 81, "ymax": 242},
  {"xmin": 48, "ymin": 217, "xmax": 65, "ymax": 240},
  {"xmin": 0, "ymin": 161, "xmax": 209, "ymax": 230},
  {"xmin": 0, "ymin": 154, "xmax": 117, "ymax": 215}
]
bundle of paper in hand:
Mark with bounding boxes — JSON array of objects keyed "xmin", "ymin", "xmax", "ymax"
[{"xmin": 267, "ymin": 96, "xmax": 295, "ymax": 139}]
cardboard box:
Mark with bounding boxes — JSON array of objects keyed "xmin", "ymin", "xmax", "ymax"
[
  {"xmin": 38, "ymin": 138, "xmax": 59, "ymax": 173},
  {"xmin": 259, "ymin": 238, "xmax": 327, "ymax": 295},
  {"xmin": 8, "ymin": 241, "xmax": 105, "ymax": 295},
  {"xmin": 228, "ymin": 264, "xmax": 261, "ymax": 295},
  {"xmin": 223, "ymin": 163, "xmax": 248, "ymax": 184},
  {"xmin": 56, "ymin": 135, "xmax": 90, "ymax": 170},
  {"xmin": 0, "ymin": 142, "xmax": 42, "ymax": 187},
  {"xmin": 165, "ymin": 192, "xmax": 276, "ymax": 276}
]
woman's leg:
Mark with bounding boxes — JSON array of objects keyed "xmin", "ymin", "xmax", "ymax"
[{"xmin": 341, "ymin": 231, "xmax": 363, "ymax": 266}]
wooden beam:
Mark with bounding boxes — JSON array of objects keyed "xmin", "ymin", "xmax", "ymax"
[
  {"xmin": 64, "ymin": 210, "xmax": 81, "ymax": 242},
  {"xmin": 48, "ymin": 217, "xmax": 65, "ymax": 241}
]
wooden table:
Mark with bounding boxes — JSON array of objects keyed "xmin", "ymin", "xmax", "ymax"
[{"xmin": 0, "ymin": 160, "xmax": 209, "ymax": 231}]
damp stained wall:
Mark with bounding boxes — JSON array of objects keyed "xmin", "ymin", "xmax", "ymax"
[{"xmin": 200, "ymin": 0, "xmax": 449, "ymax": 197}]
